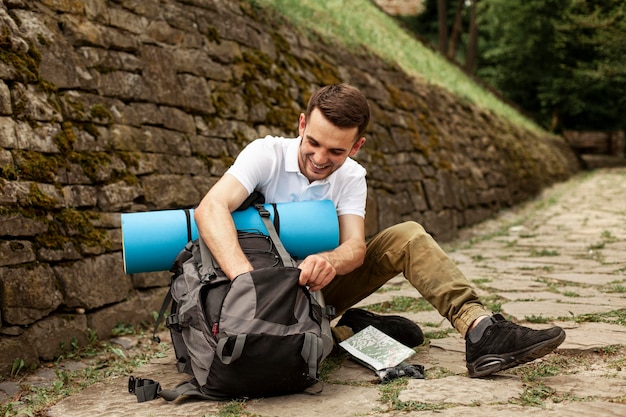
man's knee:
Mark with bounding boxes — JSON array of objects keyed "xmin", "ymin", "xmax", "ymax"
[{"xmin": 384, "ymin": 221, "xmax": 430, "ymax": 241}]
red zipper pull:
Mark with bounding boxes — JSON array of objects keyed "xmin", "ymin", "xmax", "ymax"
[{"xmin": 212, "ymin": 323, "xmax": 219, "ymax": 336}]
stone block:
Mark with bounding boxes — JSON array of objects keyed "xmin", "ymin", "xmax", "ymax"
[
  {"xmin": 0, "ymin": 80, "xmax": 11, "ymax": 115},
  {"xmin": 27, "ymin": 314, "xmax": 89, "ymax": 361},
  {"xmin": 0, "ymin": 334, "xmax": 40, "ymax": 376},
  {"xmin": 54, "ymin": 253, "xmax": 133, "ymax": 309},
  {"xmin": 11, "ymin": 83, "xmax": 61, "ymax": 122},
  {"xmin": 0, "ymin": 213, "xmax": 48, "ymax": 236},
  {"xmin": 86, "ymin": 296, "xmax": 140, "ymax": 340},
  {"xmin": 96, "ymin": 181, "xmax": 143, "ymax": 211},
  {"xmin": 152, "ymin": 154, "xmax": 208, "ymax": 176},
  {"xmin": 86, "ymin": 287, "xmax": 167, "ymax": 339},
  {"xmin": 62, "ymin": 185, "xmax": 98, "ymax": 207},
  {"xmin": 0, "ymin": 240, "xmax": 36, "ymax": 267},
  {"xmin": 0, "ymin": 264, "xmax": 63, "ymax": 325},
  {"xmin": 0, "ymin": 117, "xmax": 16, "ymax": 148},
  {"xmin": 99, "ymin": 71, "xmax": 148, "ymax": 101},
  {"xmin": 0, "ymin": 148, "xmax": 12, "ymax": 168},
  {"xmin": 160, "ymin": 106, "xmax": 196, "ymax": 134},
  {"xmin": 37, "ymin": 241, "xmax": 82, "ymax": 262},
  {"xmin": 131, "ymin": 270, "xmax": 170, "ymax": 289},
  {"xmin": 140, "ymin": 174, "xmax": 202, "ymax": 209}
]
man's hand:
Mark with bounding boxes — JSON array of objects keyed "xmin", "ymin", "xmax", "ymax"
[{"xmin": 297, "ymin": 254, "xmax": 337, "ymax": 292}]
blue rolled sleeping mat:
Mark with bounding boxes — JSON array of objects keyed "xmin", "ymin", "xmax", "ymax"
[{"xmin": 121, "ymin": 200, "xmax": 340, "ymax": 274}]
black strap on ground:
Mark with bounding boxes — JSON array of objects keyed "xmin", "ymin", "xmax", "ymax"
[{"xmin": 128, "ymin": 376, "xmax": 218, "ymax": 402}]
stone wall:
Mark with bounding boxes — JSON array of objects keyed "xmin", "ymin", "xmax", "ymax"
[{"xmin": 0, "ymin": 0, "xmax": 580, "ymax": 375}]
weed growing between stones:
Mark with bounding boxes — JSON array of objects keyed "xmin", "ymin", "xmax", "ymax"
[
  {"xmin": 605, "ymin": 284, "xmax": 626, "ymax": 293},
  {"xmin": 530, "ymin": 248, "xmax": 560, "ymax": 257},
  {"xmin": 525, "ymin": 314, "xmax": 551, "ymax": 324},
  {"xmin": 479, "ymin": 294, "xmax": 507, "ymax": 313},
  {"xmin": 509, "ymin": 347, "xmax": 626, "ymax": 407},
  {"xmin": 366, "ymin": 296, "xmax": 434, "ymax": 313},
  {"xmin": 0, "ymin": 328, "xmax": 168, "ymax": 417},
  {"xmin": 318, "ymin": 350, "xmax": 348, "ymax": 382},
  {"xmin": 377, "ymin": 378, "xmax": 448, "ymax": 412},
  {"xmin": 216, "ymin": 401, "xmax": 251, "ymax": 417},
  {"xmin": 566, "ymin": 308, "xmax": 626, "ymax": 326}
]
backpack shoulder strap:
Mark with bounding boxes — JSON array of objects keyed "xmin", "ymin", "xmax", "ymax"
[{"xmin": 254, "ymin": 203, "xmax": 296, "ymax": 268}]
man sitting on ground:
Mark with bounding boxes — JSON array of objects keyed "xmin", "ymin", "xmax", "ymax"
[{"xmin": 194, "ymin": 83, "xmax": 566, "ymax": 378}]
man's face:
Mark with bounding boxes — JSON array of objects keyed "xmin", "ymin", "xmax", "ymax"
[{"xmin": 297, "ymin": 108, "xmax": 365, "ymax": 183}]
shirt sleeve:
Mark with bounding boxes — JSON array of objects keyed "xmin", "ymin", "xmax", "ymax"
[
  {"xmin": 225, "ymin": 138, "xmax": 276, "ymax": 194},
  {"xmin": 335, "ymin": 164, "xmax": 367, "ymax": 218}
]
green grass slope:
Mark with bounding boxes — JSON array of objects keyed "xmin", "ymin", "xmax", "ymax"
[{"xmin": 251, "ymin": 0, "xmax": 543, "ymax": 133}]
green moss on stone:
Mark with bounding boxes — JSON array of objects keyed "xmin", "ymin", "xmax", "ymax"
[
  {"xmin": 204, "ymin": 25, "xmax": 221, "ymax": 44},
  {"xmin": 24, "ymin": 183, "xmax": 58, "ymax": 209},
  {"xmin": 89, "ymin": 104, "xmax": 113, "ymax": 125}
]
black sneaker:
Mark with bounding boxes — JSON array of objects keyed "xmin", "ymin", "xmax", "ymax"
[
  {"xmin": 466, "ymin": 314, "xmax": 566, "ymax": 378},
  {"xmin": 337, "ymin": 308, "xmax": 424, "ymax": 347}
]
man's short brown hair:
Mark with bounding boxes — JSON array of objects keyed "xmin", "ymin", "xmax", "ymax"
[{"xmin": 305, "ymin": 84, "xmax": 371, "ymax": 139}]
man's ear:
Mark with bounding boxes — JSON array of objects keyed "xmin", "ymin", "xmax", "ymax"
[
  {"xmin": 298, "ymin": 113, "xmax": 306, "ymax": 137},
  {"xmin": 349, "ymin": 137, "xmax": 366, "ymax": 156}
]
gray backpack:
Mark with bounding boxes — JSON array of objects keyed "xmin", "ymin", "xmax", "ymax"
[{"xmin": 129, "ymin": 204, "xmax": 334, "ymax": 402}]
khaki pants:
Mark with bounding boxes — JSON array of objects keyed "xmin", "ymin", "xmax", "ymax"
[{"xmin": 321, "ymin": 221, "xmax": 489, "ymax": 337}]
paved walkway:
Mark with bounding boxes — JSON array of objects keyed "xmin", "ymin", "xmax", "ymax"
[{"xmin": 3, "ymin": 167, "xmax": 626, "ymax": 416}]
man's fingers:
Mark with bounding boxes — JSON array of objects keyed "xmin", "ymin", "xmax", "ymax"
[{"xmin": 298, "ymin": 255, "xmax": 336, "ymax": 290}]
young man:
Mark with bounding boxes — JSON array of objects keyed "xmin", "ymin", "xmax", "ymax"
[{"xmin": 194, "ymin": 84, "xmax": 565, "ymax": 378}]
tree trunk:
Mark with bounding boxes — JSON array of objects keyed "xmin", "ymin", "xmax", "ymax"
[
  {"xmin": 465, "ymin": 0, "xmax": 479, "ymax": 73},
  {"xmin": 438, "ymin": 0, "xmax": 448, "ymax": 55},
  {"xmin": 448, "ymin": 0, "xmax": 464, "ymax": 60}
]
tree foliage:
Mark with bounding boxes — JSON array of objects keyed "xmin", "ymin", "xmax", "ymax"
[
  {"xmin": 477, "ymin": 0, "xmax": 626, "ymax": 131},
  {"xmin": 399, "ymin": 0, "xmax": 626, "ymax": 132}
]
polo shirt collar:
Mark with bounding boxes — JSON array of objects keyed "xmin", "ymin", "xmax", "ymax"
[{"xmin": 286, "ymin": 137, "xmax": 301, "ymax": 173}]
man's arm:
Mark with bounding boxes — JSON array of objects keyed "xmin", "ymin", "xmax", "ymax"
[
  {"xmin": 298, "ymin": 214, "xmax": 366, "ymax": 292},
  {"xmin": 194, "ymin": 174, "xmax": 253, "ymax": 279}
]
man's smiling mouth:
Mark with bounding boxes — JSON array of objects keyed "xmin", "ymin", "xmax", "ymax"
[{"xmin": 309, "ymin": 158, "xmax": 330, "ymax": 170}]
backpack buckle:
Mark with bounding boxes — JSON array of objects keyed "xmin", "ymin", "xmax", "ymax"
[
  {"xmin": 166, "ymin": 314, "xmax": 181, "ymax": 330},
  {"xmin": 128, "ymin": 375, "xmax": 161, "ymax": 402},
  {"xmin": 128, "ymin": 375, "xmax": 156, "ymax": 393},
  {"xmin": 254, "ymin": 203, "xmax": 270, "ymax": 217}
]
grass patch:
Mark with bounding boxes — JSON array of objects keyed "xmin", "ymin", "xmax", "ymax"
[
  {"xmin": 562, "ymin": 291, "xmax": 580, "ymax": 298},
  {"xmin": 588, "ymin": 242, "xmax": 606, "ymax": 250},
  {"xmin": 471, "ymin": 278, "xmax": 492, "ymax": 289},
  {"xmin": 424, "ymin": 366, "xmax": 455, "ymax": 380},
  {"xmin": 530, "ymin": 249, "xmax": 560, "ymax": 257},
  {"xmin": 423, "ymin": 328, "xmax": 455, "ymax": 343},
  {"xmin": 367, "ymin": 296, "xmax": 434, "ymax": 313},
  {"xmin": 510, "ymin": 353, "xmax": 581, "ymax": 407},
  {"xmin": 565, "ymin": 309, "xmax": 626, "ymax": 326},
  {"xmin": 518, "ymin": 383, "xmax": 557, "ymax": 407},
  {"xmin": 319, "ymin": 350, "xmax": 348, "ymax": 381},
  {"xmin": 251, "ymin": 0, "xmax": 542, "ymax": 134},
  {"xmin": 378, "ymin": 378, "xmax": 447, "ymax": 412},
  {"xmin": 480, "ymin": 294, "xmax": 507, "ymax": 313},
  {"xmin": 217, "ymin": 401, "xmax": 250, "ymax": 417},
  {"xmin": 605, "ymin": 284, "xmax": 626, "ymax": 293},
  {"xmin": 525, "ymin": 314, "xmax": 551, "ymax": 324},
  {"xmin": 535, "ymin": 277, "xmax": 565, "ymax": 293}
]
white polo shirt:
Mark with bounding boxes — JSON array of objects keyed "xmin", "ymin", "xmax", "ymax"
[{"xmin": 226, "ymin": 136, "xmax": 367, "ymax": 218}]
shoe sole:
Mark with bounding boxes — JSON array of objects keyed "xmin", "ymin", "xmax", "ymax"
[{"xmin": 467, "ymin": 329, "xmax": 566, "ymax": 378}]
